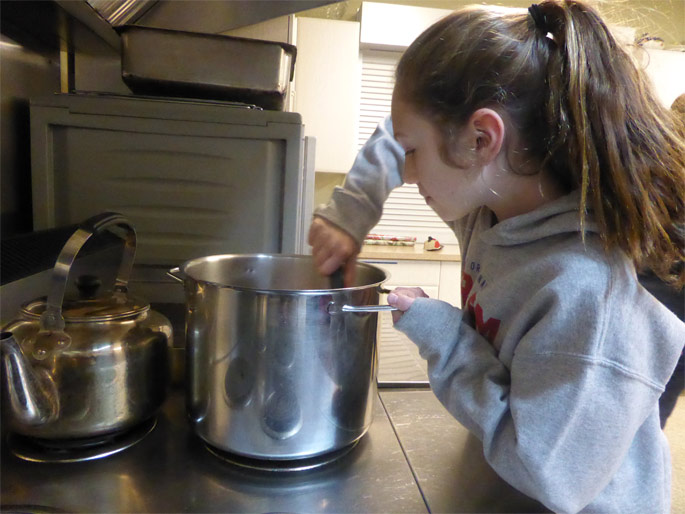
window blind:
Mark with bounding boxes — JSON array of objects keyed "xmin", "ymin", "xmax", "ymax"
[{"xmin": 359, "ymin": 50, "xmax": 458, "ymax": 245}]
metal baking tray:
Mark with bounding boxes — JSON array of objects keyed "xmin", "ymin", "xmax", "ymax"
[{"xmin": 119, "ymin": 25, "xmax": 296, "ymax": 110}]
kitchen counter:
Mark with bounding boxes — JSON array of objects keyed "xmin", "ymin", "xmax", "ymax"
[
  {"xmin": 359, "ymin": 244, "xmax": 461, "ymax": 262},
  {"xmin": 1, "ymin": 388, "xmax": 544, "ymax": 513}
]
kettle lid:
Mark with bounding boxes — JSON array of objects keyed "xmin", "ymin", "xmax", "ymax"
[{"xmin": 22, "ymin": 293, "xmax": 149, "ymax": 322}]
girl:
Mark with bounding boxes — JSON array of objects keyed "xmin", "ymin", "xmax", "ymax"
[{"xmin": 309, "ymin": 1, "xmax": 685, "ymax": 513}]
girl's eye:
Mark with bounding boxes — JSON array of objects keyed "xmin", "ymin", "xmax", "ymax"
[{"xmin": 405, "ymin": 149, "xmax": 415, "ymax": 157}]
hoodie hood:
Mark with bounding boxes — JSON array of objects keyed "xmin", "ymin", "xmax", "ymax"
[{"xmin": 479, "ymin": 190, "xmax": 598, "ymax": 247}]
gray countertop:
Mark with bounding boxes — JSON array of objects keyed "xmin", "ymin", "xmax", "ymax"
[
  {"xmin": 1, "ymin": 387, "xmax": 546, "ymax": 513},
  {"xmin": 381, "ymin": 391, "xmax": 546, "ymax": 514}
]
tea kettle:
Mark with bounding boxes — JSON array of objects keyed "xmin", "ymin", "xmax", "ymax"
[{"xmin": 1, "ymin": 213, "xmax": 172, "ymax": 440}]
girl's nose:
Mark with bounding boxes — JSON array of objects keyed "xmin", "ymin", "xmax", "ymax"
[{"xmin": 403, "ymin": 159, "xmax": 418, "ymax": 184}]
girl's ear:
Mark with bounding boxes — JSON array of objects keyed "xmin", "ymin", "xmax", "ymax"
[{"xmin": 467, "ymin": 108, "xmax": 505, "ymax": 165}]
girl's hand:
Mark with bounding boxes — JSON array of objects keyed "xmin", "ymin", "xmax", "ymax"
[
  {"xmin": 308, "ymin": 217, "xmax": 360, "ymax": 286},
  {"xmin": 387, "ymin": 287, "xmax": 429, "ymax": 323}
]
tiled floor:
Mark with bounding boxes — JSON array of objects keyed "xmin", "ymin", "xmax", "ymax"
[{"xmin": 665, "ymin": 394, "xmax": 685, "ymax": 512}]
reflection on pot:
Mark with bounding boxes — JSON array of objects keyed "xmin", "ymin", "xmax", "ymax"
[
  {"xmin": 224, "ymin": 356, "xmax": 255, "ymax": 408},
  {"xmin": 261, "ymin": 380, "xmax": 303, "ymax": 440},
  {"xmin": 318, "ymin": 289, "xmax": 379, "ymax": 432}
]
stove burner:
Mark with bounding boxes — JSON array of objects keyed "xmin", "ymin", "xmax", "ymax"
[
  {"xmin": 205, "ymin": 439, "xmax": 360, "ymax": 473},
  {"xmin": 7, "ymin": 417, "xmax": 157, "ymax": 463}
]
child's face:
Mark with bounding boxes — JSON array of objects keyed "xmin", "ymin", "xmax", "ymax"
[{"xmin": 391, "ymin": 94, "xmax": 488, "ymax": 222}]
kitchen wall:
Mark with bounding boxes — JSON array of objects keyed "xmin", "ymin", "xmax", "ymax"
[
  {"xmin": 0, "ymin": 1, "xmax": 125, "ymax": 238},
  {"xmin": 300, "ymin": 0, "xmax": 685, "ymax": 47},
  {"xmin": 313, "ymin": 173, "xmax": 347, "ymax": 210}
]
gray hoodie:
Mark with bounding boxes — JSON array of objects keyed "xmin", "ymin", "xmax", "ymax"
[{"xmin": 314, "ymin": 116, "xmax": 685, "ymax": 514}]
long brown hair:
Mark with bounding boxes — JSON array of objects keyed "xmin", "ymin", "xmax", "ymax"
[{"xmin": 396, "ymin": 0, "xmax": 685, "ymax": 288}]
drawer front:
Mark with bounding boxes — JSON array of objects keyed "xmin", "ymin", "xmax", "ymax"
[
  {"xmin": 362, "ymin": 260, "xmax": 441, "ymax": 287},
  {"xmin": 439, "ymin": 261, "xmax": 461, "ymax": 307}
]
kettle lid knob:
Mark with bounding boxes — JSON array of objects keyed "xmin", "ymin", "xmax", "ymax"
[{"xmin": 75, "ymin": 274, "xmax": 102, "ymax": 299}]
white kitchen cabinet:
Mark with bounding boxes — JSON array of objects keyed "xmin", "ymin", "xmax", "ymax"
[
  {"xmin": 438, "ymin": 261, "xmax": 461, "ymax": 307},
  {"xmin": 293, "ymin": 17, "xmax": 360, "ymax": 173}
]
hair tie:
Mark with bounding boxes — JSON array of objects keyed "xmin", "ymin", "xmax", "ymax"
[{"xmin": 528, "ymin": 4, "xmax": 548, "ymax": 34}]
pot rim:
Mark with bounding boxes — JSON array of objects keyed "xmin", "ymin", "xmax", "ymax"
[{"xmin": 178, "ymin": 253, "xmax": 390, "ymax": 294}]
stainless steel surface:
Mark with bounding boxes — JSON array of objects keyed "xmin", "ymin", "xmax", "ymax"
[
  {"xmin": 7, "ymin": 417, "xmax": 157, "ymax": 463},
  {"xmin": 119, "ymin": 26, "xmax": 297, "ymax": 110},
  {"xmin": 380, "ymin": 389, "xmax": 549, "ymax": 513},
  {"xmin": 1, "ymin": 387, "xmax": 552, "ymax": 512},
  {"xmin": 30, "ymin": 93, "xmax": 314, "ymax": 260},
  {"xmin": 0, "ymin": 332, "xmax": 58, "ymax": 426},
  {"xmin": 177, "ymin": 254, "xmax": 388, "ymax": 460},
  {"xmin": 340, "ymin": 304, "xmax": 397, "ymax": 313},
  {"xmin": 1, "ymin": 213, "xmax": 172, "ymax": 440},
  {"xmin": 120, "ymin": 0, "xmax": 337, "ymax": 33},
  {"xmin": 38, "ymin": 213, "xmax": 138, "ymax": 332},
  {"xmin": 56, "ymin": 1, "xmax": 338, "ymax": 52},
  {"xmin": 87, "ymin": 0, "xmax": 158, "ymax": 26},
  {"xmin": 1, "ymin": 388, "xmax": 428, "ymax": 513},
  {"xmin": 205, "ymin": 438, "xmax": 360, "ymax": 473}
]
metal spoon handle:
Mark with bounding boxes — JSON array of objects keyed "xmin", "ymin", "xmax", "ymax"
[{"xmin": 329, "ymin": 267, "xmax": 345, "ymax": 289}]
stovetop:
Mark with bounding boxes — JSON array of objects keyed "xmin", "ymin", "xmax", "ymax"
[{"xmin": 1, "ymin": 388, "xmax": 543, "ymax": 513}]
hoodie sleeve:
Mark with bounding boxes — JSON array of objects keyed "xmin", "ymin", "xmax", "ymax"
[
  {"xmin": 313, "ymin": 116, "xmax": 404, "ymax": 245},
  {"xmin": 394, "ymin": 296, "xmax": 676, "ymax": 513}
]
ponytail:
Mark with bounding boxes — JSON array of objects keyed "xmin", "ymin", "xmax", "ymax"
[{"xmin": 537, "ymin": 0, "xmax": 685, "ymax": 287}]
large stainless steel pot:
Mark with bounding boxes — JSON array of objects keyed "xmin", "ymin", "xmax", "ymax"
[
  {"xmin": 168, "ymin": 254, "xmax": 391, "ymax": 460},
  {"xmin": 1, "ymin": 213, "xmax": 172, "ymax": 440}
]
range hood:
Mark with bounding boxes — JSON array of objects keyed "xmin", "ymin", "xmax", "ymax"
[{"xmin": 57, "ymin": 0, "xmax": 339, "ymax": 49}]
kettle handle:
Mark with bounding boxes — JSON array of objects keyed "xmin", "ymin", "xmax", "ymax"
[{"xmin": 41, "ymin": 212, "xmax": 136, "ymax": 332}]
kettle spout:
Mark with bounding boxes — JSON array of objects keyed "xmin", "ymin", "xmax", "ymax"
[{"xmin": 1, "ymin": 331, "xmax": 59, "ymax": 426}]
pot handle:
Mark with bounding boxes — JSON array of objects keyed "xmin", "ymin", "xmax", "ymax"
[
  {"xmin": 329, "ymin": 304, "xmax": 398, "ymax": 314},
  {"xmin": 166, "ymin": 267, "xmax": 186, "ymax": 284},
  {"xmin": 327, "ymin": 285, "xmax": 399, "ymax": 315},
  {"xmin": 41, "ymin": 212, "xmax": 136, "ymax": 333}
]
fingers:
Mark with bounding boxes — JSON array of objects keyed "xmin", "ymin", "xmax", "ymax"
[
  {"xmin": 387, "ymin": 287, "xmax": 429, "ymax": 323},
  {"xmin": 344, "ymin": 255, "xmax": 358, "ymax": 287},
  {"xmin": 308, "ymin": 217, "xmax": 359, "ymax": 277},
  {"xmin": 387, "ymin": 292, "xmax": 415, "ymax": 311},
  {"xmin": 317, "ymin": 252, "xmax": 344, "ymax": 275}
]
